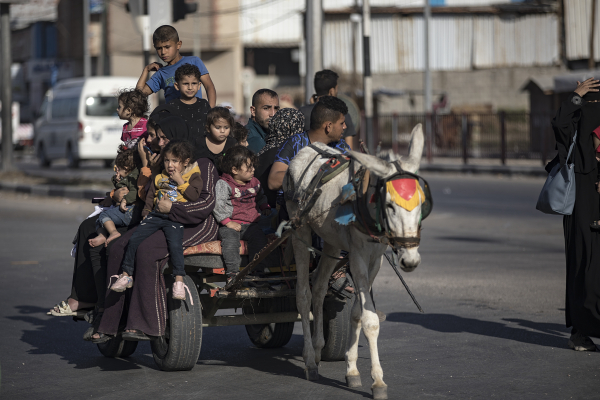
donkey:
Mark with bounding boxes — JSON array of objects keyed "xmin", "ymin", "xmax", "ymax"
[{"xmin": 284, "ymin": 124, "xmax": 425, "ymax": 400}]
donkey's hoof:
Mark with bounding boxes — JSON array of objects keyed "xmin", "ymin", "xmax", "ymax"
[
  {"xmin": 305, "ymin": 368, "xmax": 320, "ymax": 381},
  {"xmin": 372, "ymin": 385, "xmax": 388, "ymax": 399},
  {"xmin": 345, "ymin": 374, "xmax": 362, "ymax": 388}
]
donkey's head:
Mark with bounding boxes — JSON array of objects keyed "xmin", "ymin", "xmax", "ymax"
[{"xmin": 350, "ymin": 124, "xmax": 425, "ymax": 272}]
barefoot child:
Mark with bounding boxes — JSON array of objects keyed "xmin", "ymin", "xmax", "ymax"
[
  {"xmin": 109, "ymin": 140, "xmax": 202, "ymax": 302},
  {"xmin": 89, "ymin": 148, "xmax": 140, "ymax": 247},
  {"xmin": 213, "ymin": 145, "xmax": 276, "ymax": 281},
  {"xmin": 196, "ymin": 106, "xmax": 238, "ymax": 172},
  {"xmin": 117, "ymin": 88, "xmax": 149, "ymax": 149},
  {"xmin": 136, "ymin": 25, "xmax": 216, "ymax": 107}
]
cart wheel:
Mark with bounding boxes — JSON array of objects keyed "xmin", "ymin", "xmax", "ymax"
[
  {"xmin": 318, "ymin": 294, "xmax": 355, "ymax": 361},
  {"xmin": 97, "ymin": 336, "xmax": 138, "ymax": 358},
  {"xmin": 151, "ymin": 275, "xmax": 202, "ymax": 371},
  {"xmin": 244, "ymin": 297, "xmax": 295, "ymax": 348}
]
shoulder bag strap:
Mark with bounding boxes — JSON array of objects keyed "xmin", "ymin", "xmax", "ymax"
[{"xmin": 566, "ymin": 130, "xmax": 578, "ymax": 165}]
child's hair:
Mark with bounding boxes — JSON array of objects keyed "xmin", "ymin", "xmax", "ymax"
[
  {"xmin": 232, "ymin": 122, "xmax": 248, "ymax": 143},
  {"xmin": 114, "ymin": 147, "xmax": 138, "ymax": 172},
  {"xmin": 162, "ymin": 140, "xmax": 194, "ymax": 164},
  {"xmin": 153, "ymin": 25, "xmax": 179, "ymax": 44},
  {"xmin": 206, "ymin": 107, "xmax": 234, "ymax": 134},
  {"xmin": 117, "ymin": 88, "xmax": 149, "ymax": 118},
  {"xmin": 175, "ymin": 64, "xmax": 201, "ymax": 82},
  {"xmin": 219, "ymin": 145, "xmax": 258, "ymax": 176}
]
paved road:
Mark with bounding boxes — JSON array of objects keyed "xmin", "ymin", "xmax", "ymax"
[{"xmin": 1, "ymin": 174, "xmax": 598, "ymax": 399}]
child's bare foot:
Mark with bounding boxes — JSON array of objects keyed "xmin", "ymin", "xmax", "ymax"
[
  {"xmin": 105, "ymin": 231, "xmax": 122, "ymax": 247},
  {"xmin": 89, "ymin": 234, "xmax": 106, "ymax": 247}
]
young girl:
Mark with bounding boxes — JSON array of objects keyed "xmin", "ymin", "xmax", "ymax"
[
  {"xmin": 109, "ymin": 140, "xmax": 203, "ymax": 302},
  {"xmin": 213, "ymin": 145, "xmax": 276, "ymax": 280},
  {"xmin": 117, "ymin": 88, "xmax": 149, "ymax": 149},
  {"xmin": 89, "ymin": 148, "xmax": 140, "ymax": 247},
  {"xmin": 196, "ymin": 106, "xmax": 238, "ymax": 172}
]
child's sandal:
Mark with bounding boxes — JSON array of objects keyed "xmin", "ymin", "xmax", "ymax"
[
  {"xmin": 172, "ymin": 280, "xmax": 193, "ymax": 305},
  {"xmin": 108, "ymin": 274, "xmax": 133, "ymax": 292}
]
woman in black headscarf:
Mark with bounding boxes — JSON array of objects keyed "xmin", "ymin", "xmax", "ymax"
[
  {"xmin": 255, "ymin": 108, "xmax": 305, "ymax": 207},
  {"xmin": 552, "ymin": 77, "xmax": 600, "ymax": 351}
]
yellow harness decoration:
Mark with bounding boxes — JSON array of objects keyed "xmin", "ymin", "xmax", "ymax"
[{"xmin": 386, "ymin": 178, "xmax": 424, "ymax": 212}]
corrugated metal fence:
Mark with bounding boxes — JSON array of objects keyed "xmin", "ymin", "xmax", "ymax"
[
  {"xmin": 373, "ymin": 112, "xmax": 555, "ymax": 163},
  {"xmin": 323, "ymin": 13, "xmax": 559, "ymax": 73}
]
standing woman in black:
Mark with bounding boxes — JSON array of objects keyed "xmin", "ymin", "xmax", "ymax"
[{"xmin": 552, "ymin": 77, "xmax": 600, "ymax": 351}]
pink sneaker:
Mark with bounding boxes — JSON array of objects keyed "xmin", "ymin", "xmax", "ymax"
[
  {"xmin": 108, "ymin": 274, "xmax": 133, "ymax": 292},
  {"xmin": 172, "ymin": 281, "xmax": 193, "ymax": 305}
]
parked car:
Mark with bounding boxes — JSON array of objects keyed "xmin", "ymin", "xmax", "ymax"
[{"xmin": 34, "ymin": 77, "xmax": 155, "ymax": 168}]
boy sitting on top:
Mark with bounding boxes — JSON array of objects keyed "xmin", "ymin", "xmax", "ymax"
[{"xmin": 136, "ymin": 25, "xmax": 217, "ymax": 107}]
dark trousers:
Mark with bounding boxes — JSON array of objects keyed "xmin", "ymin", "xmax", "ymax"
[
  {"xmin": 219, "ymin": 222, "xmax": 276, "ymax": 273},
  {"xmin": 122, "ymin": 212, "xmax": 185, "ymax": 277}
]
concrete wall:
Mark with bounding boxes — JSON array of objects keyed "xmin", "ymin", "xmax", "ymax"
[{"xmin": 361, "ymin": 66, "xmax": 567, "ymax": 114}]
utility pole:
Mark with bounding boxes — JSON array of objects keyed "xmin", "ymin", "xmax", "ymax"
[
  {"xmin": 424, "ymin": 0, "xmax": 432, "ymax": 162},
  {"xmin": 83, "ymin": 0, "xmax": 91, "ymax": 77},
  {"xmin": 1, "ymin": 1, "xmax": 13, "ymax": 171},
  {"xmin": 305, "ymin": 0, "xmax": 322, "ymax": 104},
  {"xmin": 362, "ymin": 0, "xmax": 374, "ymax": 152}
]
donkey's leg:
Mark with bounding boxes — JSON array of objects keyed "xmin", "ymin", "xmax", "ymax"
[
  {"xmin": 292, "ymin": 226, "xmax": 319, "ymax": 380},
  {"xmin": 350, "ymin": 250, "xmax": 387, "ymax": 399},
  {"xmin": 310, "ymin": 242, "xmax": 342, "ymax": 365},
  {"xmin": 345, "ymin": 250, "xmax": 367, "ymax": 388}
]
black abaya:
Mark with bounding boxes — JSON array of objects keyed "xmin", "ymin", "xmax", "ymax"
[{"xmin": 552, "ymin": 92, "xmax": 600, "ymax": 337}]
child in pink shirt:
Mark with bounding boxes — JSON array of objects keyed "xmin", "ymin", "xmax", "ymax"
[{"xmin": 117, "ymin": 88, "xmax": 149, "ymax": 149}]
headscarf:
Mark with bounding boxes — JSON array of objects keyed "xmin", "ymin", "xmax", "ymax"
[
  {"xmin": 154, "ymin": 115, "xmax": 199, "ymax": 160},
  {"xmin": 257, "ymin": 108, "xmax": 305, "ymax": 156}
]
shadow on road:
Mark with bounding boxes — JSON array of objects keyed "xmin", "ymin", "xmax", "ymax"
[
  {"xmin": 386, "ymin": 312, "xmax": 570, "ymax": 349},
  {"xmin": 198, "ymin": 329, "xmax": 370, "ymax": 398},
  {"xmin": 8, "ymin": 305, "xmax": 151, "ymax": 371}
]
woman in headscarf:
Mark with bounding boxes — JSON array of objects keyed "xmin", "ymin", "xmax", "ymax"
[
  {"xmin": 552, "ymin": 77, "xmax": 600, "ymax": 351},
  {"xmin": 47, "ymin": 115, "xmax": 167, "ymax": 335},
  {"xmin": 93, "ymin": 115, "xmax": 219, "ymax": 342},
  {"xmin": 255, "ymin": 108, "xmax": 305, "ymax": 207}
]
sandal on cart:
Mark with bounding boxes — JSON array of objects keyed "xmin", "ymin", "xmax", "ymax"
[
  {"xmin": 172, "ymin": 281, "xmax": 194, "ymax": 305},
  {"xmin": 122, "ymin": 329, "xmax": 151, "ymax": 342},
  {"xmin": 48, "ymin": 300, "xmax": 93, "ymax": 318},
  {"xmin": 82, "ymin": 308, "xmax": 104, "ymax": 342},
  {"xmin": 108, "ymin": 274, "xmax": 133, "ymax": 292},
  {"xmin": 91, "ymin": 332, "xmax": 113, "ymax": 344}
]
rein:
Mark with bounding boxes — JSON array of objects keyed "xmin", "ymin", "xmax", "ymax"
[{"xmin": 287, "ymin": 145, "xmax": 433, "ymax": 250}]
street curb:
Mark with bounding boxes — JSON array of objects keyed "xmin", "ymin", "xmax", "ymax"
[
  {"xmin": 420, "ymin": 164, "xmax": 547, "ymax": 177},
  {"xmin": 0, "ymin": 181, "xmax": 106, "ymax": 200}
]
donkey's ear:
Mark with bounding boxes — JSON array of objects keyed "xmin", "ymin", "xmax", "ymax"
[
  {"xmin": 399, "ymin": 123, "xmax": 424, "ymax": 173},
  {"xmin": 349, "ymin": 150, "xmax": 397, "ymax": 178}
]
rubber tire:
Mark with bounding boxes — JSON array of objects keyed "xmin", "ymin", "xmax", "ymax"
[
  {"xmin": 66, "ymin": 144, "xmax": 79, "ymax": 168},
  {"xmin": 97, "ymin": 336, "xmax": 138, "ymax": 358},
  {"xmin": 151, "ymin": 275, "xmax": 202, "ymax": 371},
  {"xmin": 38, "ymin": 143, "xmax": 51, "ymax": 167},
  {"xmin": 319, "ymin": 294, "xmax": 355, "ymax": 361},
  {"xmin": 244, "ymin": 297, "xmax": 295, "ymax": 348}
]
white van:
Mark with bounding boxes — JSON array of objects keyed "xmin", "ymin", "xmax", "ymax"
[{"xmin": 34, "ymin": 77, "xmax": 156, "ymax": 168}]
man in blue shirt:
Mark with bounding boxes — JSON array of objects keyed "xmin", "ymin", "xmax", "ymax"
[
  {"xmin": 136, "ymin": 25, "xmax": 217, "ymax": 107},
  {"xmin": 246, "ymin": 89, "xmax": 280, "ymax": 153},
  {"xmin": 268, "ymin": 96, "xmax": 349, "ymax": 191}
]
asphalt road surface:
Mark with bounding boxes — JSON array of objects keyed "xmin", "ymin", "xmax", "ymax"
[{"xmin": 1, "ymin": 174, "xmax": 598, "ymax": 400}]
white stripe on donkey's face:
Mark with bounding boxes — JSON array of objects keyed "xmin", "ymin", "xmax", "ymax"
[{"xmin": 285, "ymin": 124, "xmax": 424, "ymax": 400}]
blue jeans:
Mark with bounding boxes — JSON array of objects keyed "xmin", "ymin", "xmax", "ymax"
[
  {"xmin": 121, "ymin": 211, "xmax": 185, "ymax": 277},
  {"xmin": 96, "ymin": 205, "xmax": 135, "ymax": 230}
]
